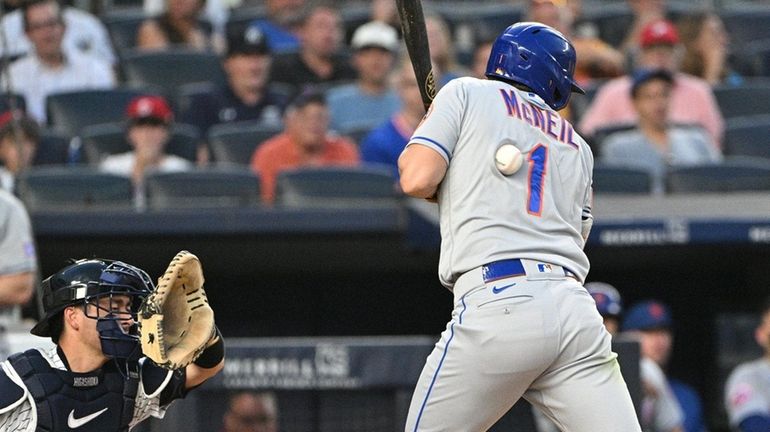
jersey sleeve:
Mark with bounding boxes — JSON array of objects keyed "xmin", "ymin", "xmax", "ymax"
[
  {"xmin": 0, "ymin": 193, "xmax": 37, "ymax": 275},
  {"xmin": 407, "ymin": 79, "xmax": 467, "ymax": 164},
  {"xmin": 725, "ymin": 364, "xmax": 770, "ymax": 426}
]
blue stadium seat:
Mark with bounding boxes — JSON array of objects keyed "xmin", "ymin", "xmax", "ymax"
[
  {"xmin": 274, "ymin": 166, "xmax": 400, "ymax": 208},
  {"xmin": 17, "ymin": 167, "xmax": 134, "ymax": 212},
  {"xmin": 145, "ymin": 167, "xmax": 261, "ymax": 210},
  {"xmin": 120, "ymin": 49, "xmax": 227, "ymax": 97},
  {"xmin": 45, "ymin": 88, "xmax": 149, "ymax": 138},
  {"xmin": 207, "ymin": 121, "xmax": 283, "ymax": 165},
  {"xmin": 724, "ymin": 115, "xmax": 770, "ymax": 160},
  {"xmin": 713, "ymin": 80, "xmax": 770, "ymax": 118},
  {"xmin": 593, "ymin": 164, "xmax": 653, "ymax": 195},
  {"xmin": 80, "ymin": 121, "xmax": 201, "ymax": 164},
  {"xmin": 666, "ymin": 159, "xmax": 770, "ymax": 193}
]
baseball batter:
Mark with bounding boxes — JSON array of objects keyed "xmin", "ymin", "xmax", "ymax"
[
  {"xmin": 724, "ymin": 296, "xmax": 770, "ymax": 432},
  {"xmin": 399, "ymin": 23, "xmax": 641, "ymax": 431}
]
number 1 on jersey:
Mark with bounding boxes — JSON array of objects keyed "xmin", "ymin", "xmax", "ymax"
[{"xmin": 527, "ymin": 144, "xmax": 548, "ymax": 216}]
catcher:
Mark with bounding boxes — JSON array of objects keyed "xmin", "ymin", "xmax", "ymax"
[{"xmin": 0, "ymin": 251, "xmax": 224, "ymax": 431}]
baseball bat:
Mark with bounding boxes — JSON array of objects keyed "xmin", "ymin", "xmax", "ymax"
[{"xmin": 396, "ymin": 0, "xmax": 436, "ymax": 111}]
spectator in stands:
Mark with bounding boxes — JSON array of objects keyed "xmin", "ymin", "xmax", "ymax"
[
  {"xmin": 600, "ymin": 69, "xmax": 721, "ymax": 194},
  {"xmin": 470, "ymin": 38, "xmax": 494, "ymax": 79},
  {"xmin": 0, "ymin": 111, "xmax": 39, "ymax": 192},
  {"xmin": 0, "ymin": 188, "xmax": 37, "ymax": 360},
  {"xmin": 3, "ymin": 0, "xmax": 115, "ymax": 124},
  {"xmin": 250, "ymin": 90, "xmax": 358, "ymax": 204},
  {"xmin": 370, "ymin": 0, "xmax": 400, "ymax": 33},
  {"xmin": 360, "ymin": 57, "xmax": 424, "ymax": 179},
  {"xmin": 326, "ymin": 21, "xmax": 400, "ymax": 136},
  {"xmin": 623, "ymin": 300, "xmax": 705, "ymax": 432},
  {"xmin": 249, "ymin": 0, "xmax": 305, "ymax": 54},
  {"xmin": 425, "ymin": 14, "xmax": 467, "ymax": 87},
  {"xmin": 678, "ymin": 12, "xmax": 742, "ymax": 87},
  {"xmin": 179, "ymin": 25, "xmax": 288, "ymax": 134},
  {"xmin": 578, "ymin": 19, "xmax": 724, "ymax": 148},
  {"xmin": 137, "ymin": 0, "xmax": 223, "ymax": 52},
  {"xmin": 0, "ymin": 0, "xmax": 116, "ymax": 65},
  {"xmin": 724, "ymin": 296, "xmax": 770, "ymax": 432},
  {"xmin": 100, "ymin": 96, "xmax": 191, "ymax": 200},
  {"xmin": 585, "ymin": 281, "xmax": 624, "ymax": 336},
  {"xmin": 221, "ymin": 391, "xmax": 279, "ymax": 432},
  {"xmin": 621, "ymin": 0, "xmax": 668, "ymax": 54},
  {"xmin": 270, "ymin": 4, "xmax": 356, "ymax": 96}
]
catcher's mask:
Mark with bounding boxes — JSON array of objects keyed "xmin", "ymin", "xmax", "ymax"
[{"xmin": 32, "ymin": 258, "xmax": 154, "ymax": 361}]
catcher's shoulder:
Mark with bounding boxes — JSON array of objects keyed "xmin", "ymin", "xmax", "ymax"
[{"xmin": 0, "ymin": 361, "xmax": 29, "ymax": 414}]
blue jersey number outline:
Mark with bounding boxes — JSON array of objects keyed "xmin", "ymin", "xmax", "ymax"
[{"xmin": 527, "ymin": 144, "xmax": 548, "ymax": 216}]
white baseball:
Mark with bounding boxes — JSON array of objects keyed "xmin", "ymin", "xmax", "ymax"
[{"xmin": 495, "ymin": 144, "xmax": 523, "ymax": 175}]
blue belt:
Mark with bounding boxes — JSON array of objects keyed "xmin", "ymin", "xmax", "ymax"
[
  {"xmin": 481, "ymin": 259, "xmax": 577, "ymax": 283},
  {"xmin": 482, "ymin": 259, "xmax": 526, "ymax": 283}
]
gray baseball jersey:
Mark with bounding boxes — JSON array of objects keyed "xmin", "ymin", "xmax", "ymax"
[
  {"xmin": 725, "ymin": 358, "xmax": 770, "ymax": 427},
  {"xmin": 403, "ymin": 78, "xmax": 640, "ymax": 431},
  {"xmin": 0, "ymin": 190, "xmax": 37, "ymax": 360},
  {"xmin": 406, "ymin": 77, "xmax": 592, "ymax": 289}
]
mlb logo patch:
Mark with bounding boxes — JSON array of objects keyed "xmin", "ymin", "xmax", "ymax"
[{"xmin": 537, "ymin": 263, "xmax": 552, "ymax": 273}]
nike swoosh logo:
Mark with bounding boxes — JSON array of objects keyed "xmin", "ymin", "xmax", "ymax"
[
  {"xmin": 492, "ymin": 283, "xmax": 516, "ymax": 294},
  {"xmin": 68, "ymin": 407, "xmax": 108, "ymax": 429}
]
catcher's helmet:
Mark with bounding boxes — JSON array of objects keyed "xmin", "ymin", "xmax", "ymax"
[
  {"xmin": 485, "ymin": 22, "xmax": 584, "ymax": 111},
  {"xmin": 32, "ymin": 259, "xmax": 153, "ymax": 359},
  {"xmin": 585, "ymin": 282, "xmax": 623, "ymax": 318}
]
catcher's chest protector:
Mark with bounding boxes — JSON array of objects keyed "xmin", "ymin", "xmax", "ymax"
[{"xmin": 8, "ymin": 349, "xmax": 138, "ymax": 432}]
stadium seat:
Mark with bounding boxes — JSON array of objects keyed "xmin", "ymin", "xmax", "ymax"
[
  {"xmin": 724, "ymin": 115, "xmax": 770, "ymax": 160},
  {"xmin": 45, "ymin": 88, "xmax": 149, "ymax": 138},
  {"xmin": 592, "ymin": 164, "xmax": 653, "ymax": 195},
  {"xmin": 666, "ymin": 159, "xmax": 770, "ymax": 193},
  {"xmin": 120, "ymin": 49, "xmax": 227, "ymax": 97},
  {"xmin": 274, "ymin": 166, "xmax": 400, "ymax": 208},
  {"xmin": 145, "ymin": 167, "xmax": 261, "ymax": 210},
  {"xmin": 0, "ymin": 93, "xmax": 26, "ymax": 114},
  {"xmin": 720, "ymin": 7, "xmax": 770, "ymax": 48},
  {"xmin": 16, "ymin": 167, "xmax": 134, "ymax": 212},
  {"xmin": 207, "ymin": 121, "xmax": 282, "ymax": 165},
  {"xmin": 33, "ymin": 130, "xmax": 71, "ymax": 166},
  {"xmin": 102, "ymin": 8, "xmax": 147, "ymax": 56},
  {"xmin": 80, "ymin": 122, "xmax": 201, "ymax": 164},
  {"xmin": 713, "ymin": 80, "xmax": 770, "ymax": 118}
]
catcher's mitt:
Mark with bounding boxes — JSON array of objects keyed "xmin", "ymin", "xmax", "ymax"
[{"xmin": 139, "ymin": 250, "xmax": 216, "ymax": 370}]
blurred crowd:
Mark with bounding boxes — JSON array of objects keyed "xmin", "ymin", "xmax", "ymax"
[
  {"xmin": 1, "ymin": 0, "xmax": 770, "ymax": 431},
  {"xmin": 0, "ymin": 0, "xmax": 767, "ymax": 205}
]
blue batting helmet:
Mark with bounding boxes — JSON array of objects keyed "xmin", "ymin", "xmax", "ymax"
[{"xmin": 485, "ymin": 22, "xmax": 585, "ymax": 111}]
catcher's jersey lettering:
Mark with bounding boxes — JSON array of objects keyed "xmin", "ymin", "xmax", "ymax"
[
  {"xmin": 526, "ymin": 144, "xmax": 548, "ymax": 216},
  {"xmin": 499, "ymin": 88, "xmax": 579, "ymax": 148}
]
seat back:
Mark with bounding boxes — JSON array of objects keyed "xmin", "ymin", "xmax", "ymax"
[
  {"xmin": 120, "ymin": 49, "xmax": 227, "ymax": 96},
  {"xmin": 80, "ymin": 122, "xmax": 200, "ymax": 164},
  {"xmin": 207, "ymin": 121, "xmax": 283, "ymax": 165},
  {"xmin": 145, "ymin": 167, "xmax": 261, "ymax": 209},
  {"xmin": 666, "ymin": 159, "xmax": 770, "ymax": 193},
  {"xmin": 274, "ymin": 166, "xmax": 399, "ymax": 208},
  {"xmin": 592, "ymin": 164, "xmax": 653, "ymax": 195},
  {"xmin": 17, "ymin": 167, "xmax": 134, "ymax": 212},
  {"xmin": 45, "ymin": 88, "xmax": 148, "ymax": 137},
  {"xmin": 713, "ymin": 81, "xmax": 770, "ymax": 118},
  {"xmin": 724, "ymin": 115, "xmax": 770, "ymax": 160}
]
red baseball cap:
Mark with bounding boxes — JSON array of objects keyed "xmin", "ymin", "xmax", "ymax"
[
  {"xmin": 126, "ymin": 95, "xmax": 173, "ymax": 124},
  {"xmin": 640, "ymin": 19, "xmax": 679, "ymax": 48}
]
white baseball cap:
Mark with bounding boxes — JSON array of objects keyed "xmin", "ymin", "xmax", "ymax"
[{"xmin": 351, "ymin": 21, "xmax": 399, "ymax": 52}]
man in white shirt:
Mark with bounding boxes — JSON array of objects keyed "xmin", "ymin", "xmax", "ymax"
[
  {"xmin": 0, "ymin": 1, "xmax": 116, "ymax": 65},
  {"xmin": 3, "ymin": 0, "xmax": 115, "ymax": 124}
]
